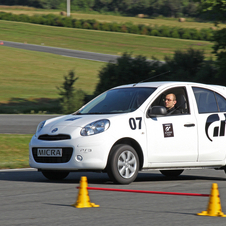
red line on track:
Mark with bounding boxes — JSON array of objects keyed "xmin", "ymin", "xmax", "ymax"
[{"xmin": 86, "ymin": 187, "xmax": 210, "ymax": 197}]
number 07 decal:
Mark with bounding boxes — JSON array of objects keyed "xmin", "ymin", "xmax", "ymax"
[{"xmin": 129, "ymin": 117, "xmax": 142, "ymax": 130}]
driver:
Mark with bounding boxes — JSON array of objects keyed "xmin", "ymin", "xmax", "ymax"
[{"xmin": 164, "ymin": 93, "xmax": 180, "ymax": 115}]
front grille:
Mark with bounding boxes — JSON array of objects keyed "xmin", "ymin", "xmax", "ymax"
[
  {"xmin": 38, "ymin": 134, "xmax": 71, "ymax": 141},
  {"xmin": 32, "ymin": 147, "xmax": 73, "ymax": 163}
]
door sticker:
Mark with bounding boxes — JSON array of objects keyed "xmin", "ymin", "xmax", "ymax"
[
  {"xmin": 205, "ymin": 114, "xmax": 226, "ymax": 141},
  {"xmin": 163, "ymin": 123, "xmax": 174, "ymax": 138},
  {"xmin": 129, "ymin": 117, "xmax": 142, "ymax": 130}
]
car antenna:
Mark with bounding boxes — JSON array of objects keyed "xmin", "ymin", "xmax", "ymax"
[{"xmin": 133, "ymin": 71, "xmax": 171, "ymax": 87}]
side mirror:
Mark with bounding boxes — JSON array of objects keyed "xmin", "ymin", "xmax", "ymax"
[{"xmin": 148, "ymin": 106, "xmax": 167, "ymax": 117}]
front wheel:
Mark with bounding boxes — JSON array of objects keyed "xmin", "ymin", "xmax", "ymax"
[
  {"xmin": 41, "ymin": 171, "xmax": 69, "ymax": 180},
  {"xmin": 160, "ymin": 170, "xmax": 184, "ymax": 177},
  {"xmin": 107, "ymin": 144, "xmax": 139, "ymax": 184}
]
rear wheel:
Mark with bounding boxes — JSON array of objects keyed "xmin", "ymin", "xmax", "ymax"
[
  {"xmin": 107, "ymin": 144, "xmax": 139, "ymax": 184},
  {"xmin": 160, "ymin": 170, "xmax": 183, "ymax": 177},
  {"xmin": 41, "ymin": 171, "xmax": 69, "ymax": 180}
]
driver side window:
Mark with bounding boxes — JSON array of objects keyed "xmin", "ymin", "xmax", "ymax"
[{"xmin": 151, "ymin": 87, "xmax": 190, "ymax": 115}]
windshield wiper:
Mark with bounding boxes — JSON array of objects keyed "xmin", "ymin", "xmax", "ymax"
[
  {"xmin": 75, "ymin": 111, "xmax": 126, "ymax": 115},
  {"xmin": 87, "ymin": 112, "xmax": 105, "ymax": 114},
  {"xmin": 74, "ymin": 112, "xmax": 105, "ymax": 115}
]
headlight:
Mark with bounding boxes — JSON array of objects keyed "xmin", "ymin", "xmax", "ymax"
[
  {"xmin": 80, "ymin": 119, "xmax": 110, "ymax": 136},
  {"xmin": 36, "ymin": 120, "xmax": 46, "ymax": 134}
]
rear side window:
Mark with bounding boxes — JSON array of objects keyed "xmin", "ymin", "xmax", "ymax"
[
  {"xmin": 215, "ymin": 93, "xmax": 226, "ymax": 112},
  {"xmin": 192, "ymin": 87, "xmax": 226, "ymax": 113}
]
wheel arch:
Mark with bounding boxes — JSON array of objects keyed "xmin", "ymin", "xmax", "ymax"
[{"xmin": 106, "ymin": 137, "xmax": 144, "ymax": 171}]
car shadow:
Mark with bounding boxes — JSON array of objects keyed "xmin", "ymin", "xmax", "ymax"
[{"xmin": 0, "ymin": 169, "xmax": 225, "ymax": 185}]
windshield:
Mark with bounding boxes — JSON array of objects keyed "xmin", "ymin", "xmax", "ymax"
[{"xmin": 76, "ymin": 87, "xmax": 156, "ymax": 115}]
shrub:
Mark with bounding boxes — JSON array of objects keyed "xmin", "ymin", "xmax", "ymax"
[
  {"xmin": 101, "ymin": 22, "xmax": 110, "ymax": 31},
  {"xmin": 200, "ymin": 28, "xmax": 212, "ymax": 41},
  {"xmin": 150, "ymin": 29, "xmax": 160, "ymax": 36},
  {"xmin": 82, "ymin": 22, "xmax": 91, "ymax": 29},
  {"xmin": 0, "ymin": 11, "xmax": 214, "ymax": 42},
  {"xmin": 160, "ymin": 27, "xmax": 170, "ymax": 37},
  {"xmin": 182, "ymin": 31, "xmax": 192, "ymax": 39},
  {"xmin": 120, "ymin": 25, "xmax": 127, "ymax": 33},
  {"xmin": 55, "ymin": 17, "xmax": 64, "ymax": 27},
  {"xmin": 171, "ymin": 30, "xmax": 180, "ymax": 38},
  {"xmin": 17, "ymin": 14, "xmax": 30, "ymax": 23},
  {"xmin": 62, "ymin": 17, "xmax": 73, "ymax": 27},
  {"xmin": 74, "ymin": 20, "xmax": 82, "ymax": 28},
  {"xmin": 60, "ymin": 89, "xmax": 85, "ymax": 114},
  {"xmin": 86, "ymin": 19, "xmax": 97, "ymax": 27},
  {"xmin": 30, "ymin": 15, "xmax": 43, "ymax": 24},
  {"xmin": 0, "ymin": 12, "xmax": 10, "ymax": 20},
  {"xmin": 57, "ymin": 70, "xmax": 86, "ymax": 114},
  {"xmin": 141, "ymin": 26, "xmax": 148, "ymax": 35},
  {"xmin": 110, "ymin": 23, "xmax": 120, "ymax": 32},
  {"xmin": 190, "ymin": 29, "xmax": 201, "ymax": 40},
  {"xmin": 93, "ymin": 22, "xmax": 100, "ymax": 30},
  {"xmin": 129, "ymin": 25, "xmax": 140, "ymax": 34}
]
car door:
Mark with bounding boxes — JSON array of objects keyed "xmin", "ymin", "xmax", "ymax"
[
  {"xmin": 192, "ymin": 86, "xmax": 226, "ymax": 162},
  {"xmin": 145, "ymin": 86, "xmax": 198, "ymax": 164}
]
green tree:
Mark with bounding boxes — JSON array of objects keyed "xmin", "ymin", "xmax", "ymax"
[
  {"xmin": 94, "ymin": 53, "xmax": 159, "ymax": 96},
  {"xmin": 164, "ymin": 48, "xmax": 210, "ymax": 82},
  {"xmin": 196, "ymin": 0, "xmax": 226, "ymax": 85},
  {"xmin": 94, "ymin": 50, "xmax": 216, "ymax": 97},
  {"xmin": 57, "ymin": 70, "xmax": 85, "ymax": 114},
  {"xmin": 196, "ymin": 0, "xmax": 226, "ymax": 25}
]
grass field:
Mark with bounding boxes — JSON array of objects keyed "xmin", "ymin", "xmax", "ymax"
[
  {"xmin": 0, "ymin": 45, "xmax": 105, "ymax": 113},
  {"xmin": 0, "ymin": 6, "xmax": 224, "ymax": 30},
  {"xmin": 0, "ymin": 20, "xmax": 215, "ymax": 113},
  {"xmin": 0, "ymin": 46, "xmax": 104, "ymax": 99},
  {"xmin": 0, "ymin": 134, "xmax": 32, "ymax": 169},
  {"xmin": 0, "ymin": 20, "xmax": 214, "ymax": 60}
]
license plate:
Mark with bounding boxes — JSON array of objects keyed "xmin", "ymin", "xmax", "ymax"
[{"xmin": 37, "ymin": 148, "xmax": 62, "ymax": 157}]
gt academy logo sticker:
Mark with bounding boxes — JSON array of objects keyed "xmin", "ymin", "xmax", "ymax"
[
  {"xmin": 205, "ymin": 114, "xmax": 226, "ymax": 141},
  {"xmin": 163, "ymin": 123, "xmax": 174, "ymax": 138}
]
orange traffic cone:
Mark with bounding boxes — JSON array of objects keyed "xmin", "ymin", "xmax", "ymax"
[
  {"xmin": 197, "ymin": 183, "xmax": 226, "ymax": 217},
  {"xmin": 72, "ymin": 176, "xmax": 99, "ymax": 208}
]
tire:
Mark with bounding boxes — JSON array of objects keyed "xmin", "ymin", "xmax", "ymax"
[
  {"xmin": 107, "ymin": 144, "xmax": 139, "ymax": 184},
  {"xmin": 41, "ymin": 171, "xmax": 69, "ymax": 180},
  {"xmin": 160, "ymin": 170, "xmax": 183, "ymax": 177}
]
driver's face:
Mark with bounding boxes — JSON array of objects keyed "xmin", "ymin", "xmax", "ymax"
[{"xmin": 165, "ymin": 94, "xmax": 176, "ymax": 109}]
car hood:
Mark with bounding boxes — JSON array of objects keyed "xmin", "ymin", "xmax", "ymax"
[
  {"xmin": 36, "ymin": 114, "xmax": 118, "ymax": 136},
  {"xmin": 45, "ymin": 114, "xmax": 114, "ymax": 127}
]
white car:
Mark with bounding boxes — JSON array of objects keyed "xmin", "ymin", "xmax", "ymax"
[{"xmin": 29, "ymin": 81, "xmax": 226, "ymax": 184}]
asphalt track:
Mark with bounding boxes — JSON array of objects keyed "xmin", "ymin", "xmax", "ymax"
[
  {"xmin": 1, "ymin": 168, "xmax": 226, "ymax": 226},
  {"xmin": 0, "ymin": 114, "xmax": 59, "ymax": 134},
  {"xmin": 1, "ymin": 40, "xmax": 119, "ymax": 63}
]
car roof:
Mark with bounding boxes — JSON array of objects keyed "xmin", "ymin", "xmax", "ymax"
[
  {"xmin": 113, "ymin": 81, "xmax": 201, "ymax": 89},
  {"xmin": 113, "ymin": 81, "xmax": 226, "ymax": 91}
]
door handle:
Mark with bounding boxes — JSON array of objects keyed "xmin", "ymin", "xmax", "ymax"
[{"xmin": 184, "ymin": 123, "xmax": 195, "ymax": 127}]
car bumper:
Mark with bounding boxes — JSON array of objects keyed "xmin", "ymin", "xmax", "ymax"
[{"xmin": 29, "ymin": 133, "xmax": 113, "ymax": 171}]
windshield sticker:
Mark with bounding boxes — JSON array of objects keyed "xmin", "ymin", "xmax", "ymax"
[
  {"xmin": 163, "ymin": 123, "xmax": 174, "ymax": 138},
  {"xmin": 205, "ymin": 114, "xmax": 226, "ymax": 142},
  {"xmin": 65, "ymin": 117, "xmax": 82, "ymax": 121}
]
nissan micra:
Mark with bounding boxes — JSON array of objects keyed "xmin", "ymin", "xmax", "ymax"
[{"xmin": 29, "ymin": 81, "xmax": 226, "ymax": 184}]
